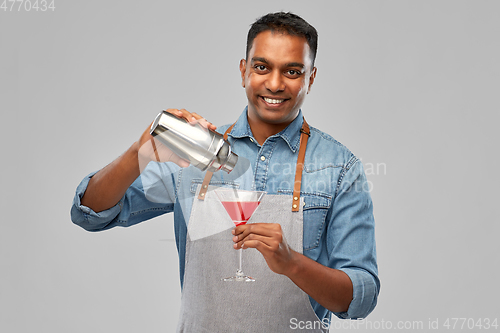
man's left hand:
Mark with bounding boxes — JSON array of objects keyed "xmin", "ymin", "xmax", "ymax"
[{"xmin": 232, "ymin": 223, "xmax": 298, "ymax": 275}]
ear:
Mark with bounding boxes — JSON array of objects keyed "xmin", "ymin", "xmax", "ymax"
[
  {"xmin": 239, "ymin": 59, "xmax": 247, "ymax": 88},
  {"xmin": 307, "ymin": 67, "xmax": 317, "ymax": 94}
]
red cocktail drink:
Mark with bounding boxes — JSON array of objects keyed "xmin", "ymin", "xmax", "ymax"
[
  {"xmin": 215, "ymin": 188, "xmax": 266, "ymax": 282},
  {"xmin": 220, "ymin": 201, "xmax": 260, "ymax": 226}
]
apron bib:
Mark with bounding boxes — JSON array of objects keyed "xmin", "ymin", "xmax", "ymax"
[
  {"xmin": 176, "ymin": 185, "xmax": 327, "ymax": 332},
  {"xmin": 176, "ymin": 119, "xmax": 327, "ymax": 332}
]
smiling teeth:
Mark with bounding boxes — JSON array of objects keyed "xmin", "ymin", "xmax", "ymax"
[{"xmin": 264, "ymin": 97, "xmax": 285, "ymax": 104}]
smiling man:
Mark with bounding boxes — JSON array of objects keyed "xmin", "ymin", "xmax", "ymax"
[
  {"xmin": 71, "ymin": 12, "xmax": 379, "ymax": 332},
  {"xmin": 241, "ymin": 29, "xmax": 317, "ymax": 143}
]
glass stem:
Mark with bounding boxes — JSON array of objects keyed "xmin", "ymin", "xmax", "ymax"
[{"xmin": 238, "ymin": 248, "xmax": 243, "ymax": 275}]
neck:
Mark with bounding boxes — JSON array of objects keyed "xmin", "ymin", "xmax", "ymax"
[
  {"xmin": 247, "ymin": 117, "xmax": 292, "ymax": 145},
  {"xmin": 246, "ymin": 110, "xmax": 300, "ymax": 145}
]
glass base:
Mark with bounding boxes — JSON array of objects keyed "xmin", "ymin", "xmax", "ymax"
[{"xmin": 222, "ymin": 269, "xmax": 255, "ymax": 282}]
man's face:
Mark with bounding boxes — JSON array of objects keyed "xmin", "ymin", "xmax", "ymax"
[{"xmin": 240, "ymin": 30, "xmax": 316, "ymax": 128}]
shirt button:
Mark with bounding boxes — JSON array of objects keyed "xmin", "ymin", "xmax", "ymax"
[
  {"xmin": 260, "ymin": 156, "xmax": 266, "ymax": 161},
  {"xmin": 250, "ymin": 138, "xmax": 254, "ymax": 143}
]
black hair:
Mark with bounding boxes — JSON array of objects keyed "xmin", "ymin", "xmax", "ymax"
[{"xmin": 246, "ymin": 12, "xmax": 318, "ymax": 66}]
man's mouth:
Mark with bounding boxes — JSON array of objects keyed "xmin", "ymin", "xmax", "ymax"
[{"xmin": 262, "ymin": 97, "xmax": 287, "ymax": 105}]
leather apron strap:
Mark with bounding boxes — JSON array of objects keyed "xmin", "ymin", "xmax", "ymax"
[
  {"xmin": 292, "ymin": 119, "xmax": 310, "ymax": 212},
  {"xmin": 197, "ymin": 118, "xmax": 310, "ymax": 212},
  {"xmin": 197, "ymin": 123, "xmax": 236, "ymax": 200}
]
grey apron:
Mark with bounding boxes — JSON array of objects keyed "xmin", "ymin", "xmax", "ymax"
[{"xmin": 176, "ymin": 120, "xmax": 328, "ymax": 333}]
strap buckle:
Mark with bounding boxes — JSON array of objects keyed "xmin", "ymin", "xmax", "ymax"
[{"xmin": 300, "ymin": 128, "xmax": 310, "ymax": 136}]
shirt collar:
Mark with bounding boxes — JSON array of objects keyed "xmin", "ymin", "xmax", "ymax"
[{"xmin": 228, "ymin": 106, "xmax": 304, "ymax": 153}]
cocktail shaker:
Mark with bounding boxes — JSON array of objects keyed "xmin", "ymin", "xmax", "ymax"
[{"xmin": 150, "ymin": 111, "xmax": 238, "ymax": 173}]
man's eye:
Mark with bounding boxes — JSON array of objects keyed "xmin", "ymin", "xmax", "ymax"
[
  {"xmin": 287, "ymin": 69, "xmax": 302, "ymax": 76},
  {"xmin": 254, "ymin": 65, "xmax": 267, "ymax": 71}
]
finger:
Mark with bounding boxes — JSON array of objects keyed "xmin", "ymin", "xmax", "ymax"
[
  {"xmin": 235, "ymin": 224, "xmax": 283, "ymax": 251},
  {"xmin": 235, "ymin": 232, "xmax": 278, "ymax": 249},
  {"xmin": 196, "ymin": 117, "xmax": 211, "ymax": 129},
  {"xmin": 233, "ymin": 223, "xmax": 255, "ymax": 235},
  {"xmin": 179, "ymin": 109, "xmax": 217, "ymax": 130},
  {"xmin": 200, "ymin": 119, "xmax": 217, "ymax": 131},
  {"xmin": 190, "ymin": 112, "xmax": 202, "ymax": 120},
  {"xmin": 165, "ymin": 108, "xmax": 184, "ymax": 118},
  {"xmin": 236, "ymin": 239, "xmax": 276, "ymax": 259},
  {"xmin": 165, "ymin": 108, "xmax": 217, "ymax": 130},
  {"xmin": 178, "ymin": 109, "xmax": 197, "ymax": 123},
  {"xmin": 232, "ymin": 225, "xmax": 258, "ymax": 241},
  {"xmin": 188, "ymin": 113, "xmax": 215, "ymax": 130},
  {"xmin": 165, "ymin": 108, "xmax": 196, "ymax": 123},
  {"xmin": 188, "ymin": 113, "xmax": 215, "ymax": 131},
  {"xmin": 234, "ymin": 223, "xmax": 282, "ymax": 238},
  {"xmin": 233, "ymin": 230, "xmax": 276, "ymax": 248}
]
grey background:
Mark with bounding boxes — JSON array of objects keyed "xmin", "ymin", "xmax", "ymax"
[{"xmin": 1, "ymin": 0, "xmax": 499, "ymax": 332}]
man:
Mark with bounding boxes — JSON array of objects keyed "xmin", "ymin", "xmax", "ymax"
[{"xmin": 71, "ymin": 12, "xmax": 379, "ymax": 332}]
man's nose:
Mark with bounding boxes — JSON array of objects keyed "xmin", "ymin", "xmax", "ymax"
[{"xmin": 265, "ymin": 71, "xmax": 285, "ymax": 93}]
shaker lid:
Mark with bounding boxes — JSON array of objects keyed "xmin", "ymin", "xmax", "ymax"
[{"xmin": 221, "ymin": 150, "xmax": 238, "ymax": 173}]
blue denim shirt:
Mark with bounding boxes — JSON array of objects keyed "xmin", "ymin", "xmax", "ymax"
[{"xmin": 71, "ymin": 108, "xmax": 379, "ymax": 322}]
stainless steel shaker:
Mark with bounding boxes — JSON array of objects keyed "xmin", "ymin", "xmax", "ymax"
[{"xmin": 150, "ymin": 111, "xmax": 238, "ymax": 173}]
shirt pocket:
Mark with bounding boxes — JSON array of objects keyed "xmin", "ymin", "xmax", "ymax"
[
  {"xmin": 277, "ymin": 190, "xmax": 331, "ymax": 250},
  {"xmin": 190, "ymin": 179, "xmax": 240, "ymax": 194},
  {"xmin": 302, "ymin": 193, "xmax": 331, "ymax": 250}
]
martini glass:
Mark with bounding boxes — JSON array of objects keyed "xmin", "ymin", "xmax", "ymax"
[{"xmin": 215, "ymin": 188, "xmax": 266, "ymax": 282}]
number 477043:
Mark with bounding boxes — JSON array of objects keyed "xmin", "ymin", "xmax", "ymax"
[
  {"xmin": 1, "ymin": 0, "xmax": 55, "ymax": 11},
  {"xmin": 443, "ymin": 318, "xmax": 498, "ymax": 330}
]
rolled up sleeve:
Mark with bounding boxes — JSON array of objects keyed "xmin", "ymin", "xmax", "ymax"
[
  {"xmin": 70, "ymin": 163, "xmax": 176, "ymax": 232},
  {"xmin": 337, "ymin": 268, "xmax": 379, "ymax": 319}
]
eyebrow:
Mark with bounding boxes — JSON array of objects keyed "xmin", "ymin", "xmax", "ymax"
[{"xmin": 251, "ymin": 57, "xmax": 305, "ymax": 69}]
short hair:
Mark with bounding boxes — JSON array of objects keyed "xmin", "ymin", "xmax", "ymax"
[{"xmin": 246, "ymin": 12, "xmax": 318, "ymax": 66}]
